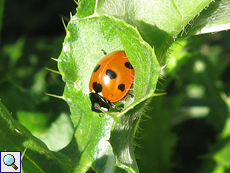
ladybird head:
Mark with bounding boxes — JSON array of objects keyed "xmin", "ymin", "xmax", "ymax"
[{"xmin": 89, "ymin": 93, "xmax": 110, "ymax": 113}]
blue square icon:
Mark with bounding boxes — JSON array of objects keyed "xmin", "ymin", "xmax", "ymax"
[{"xmin": 0, "ymin": 151, "xmax": 21, "ymax": 173}]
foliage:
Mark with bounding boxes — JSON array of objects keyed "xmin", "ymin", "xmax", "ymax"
[{"xmin": 0, "ymin": 0, "xmax": 230, "ymax": 173}]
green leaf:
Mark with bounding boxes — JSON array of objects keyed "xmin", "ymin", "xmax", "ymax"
[
  {"xmin": 184, "ymin": 0, "xmax": 230, "ymax": 35},
  {"xmin": 96, "ymin": 0, "xmax": 212, "ymax": 59},
  {"xmin": 0, "ymin": 101, "xmax": 73, "ymax": 173},
  {"xmin": 38, "ymin": 113, "xmax": 74, "ymax": 151},
  {"xmin": 58, "ymin": 5, "xmax": 160, "ymax": 173},
  {"xmin": 17, "ymin": 111, "xmax": 73, "ymax": 151},
  {"xmin": 17, "ymin": 111, "xmax": 48, "ymax": 134},
  {"xmin": 57, "ymin": 0, "xmax": 221, "ymax": 172}
]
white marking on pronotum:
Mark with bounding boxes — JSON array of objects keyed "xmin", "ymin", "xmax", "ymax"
[
  {"xmin": 101, "ymin": 107, "xmax": 109, "ymax": 112},
  {"xmin": 98, "ymin": 92, "xmax": 104, "ymax": 97}
]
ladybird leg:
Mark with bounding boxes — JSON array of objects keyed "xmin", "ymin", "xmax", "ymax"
[
  {"xmin": 108, "ymin": 101, "xmax": 122, "ymax": 111},
  {"xmin": 93, "ymin": 103, "xmax": 108, "ymax": 113},
  {"xmin": 108, "ymin": 101, "xmax": 116, "ymax": 108},
  {"xmin": 94, "ymin": 103, "xmax": 119, "ymax": 119},
  {"xmin": 101, "ymin": 49, "xmax": 107, "ymax": 55},
  {"xmin": 109, "ymin": 101, "xmax": 118, "ymax": 108},
  {"xmin": 128, "ymin": 93, "xmax": 134, "ymax": 98}
]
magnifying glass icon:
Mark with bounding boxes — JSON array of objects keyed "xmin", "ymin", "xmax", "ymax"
[{"xmin": 3, "ymin": 154, "xmax": 18, "ymax": 170}]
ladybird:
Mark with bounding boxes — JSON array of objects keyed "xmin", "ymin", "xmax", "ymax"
[{"xmin": 89, "ymin": 51, "xmax": 135, "ymax": 113}]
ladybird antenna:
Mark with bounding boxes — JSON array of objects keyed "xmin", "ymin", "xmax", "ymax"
[{"xmin": 101, "ymin": 49, "xmax": 107, "ymax": 55}]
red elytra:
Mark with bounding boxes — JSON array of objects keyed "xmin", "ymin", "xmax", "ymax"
[{"xmin": 89, "ymin": 51, "xmax": 135, "ymax": 112}]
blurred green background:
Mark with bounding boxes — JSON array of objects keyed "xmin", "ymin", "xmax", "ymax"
[
  {"xmin": 136, "ymin": 32, "xmax": 230, "ymax": 172},
  {"xmin": 1, "ymin": 0, "xmax": 230, "ymax": 173},
  {"xmin": 0, "ymin": 0, "xmax": 76, "ymax": 151}
]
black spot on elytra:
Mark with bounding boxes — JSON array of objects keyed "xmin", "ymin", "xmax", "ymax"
[
  {"xmin": 125, "ymin": 62, "xmax": 133, "ymax": 69},
  {"xmin": 93, "ymin": 64, "xmax": 100, "ymax": 72},
  {"xmin": 118, "ymin": 84, "xmax": 125, "ymax": 92},
  {"xmin": 106, "ymin": 69, "xmax": 117, "ymax": 79},
  {"xmin": 93, "ymin": 82, "xmax": 103, "ymax": 93}
]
